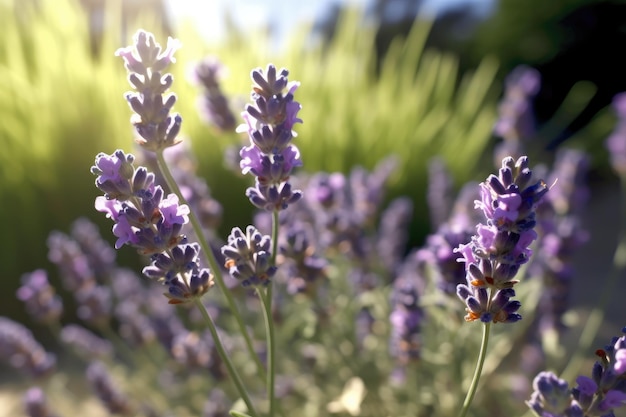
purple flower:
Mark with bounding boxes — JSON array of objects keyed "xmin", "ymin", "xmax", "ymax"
[
  {"xmin": 86, "ymin": 361, "xmax": 134, "ymax": 415},
  {"xmin": 191, "ymin": 56, "xmax": 237, "ymax": 131},
  {"xmin": 0, "ymin": 317, "xmax": 56, "ymax": 377},
  {"xmin": 526, "ymin": 371, "xmax": 583, "ymax": 417},
  {"xmin": 455, "ymin": 156, "xmax": 548, "ymax": 323},
  {"xmin": 494, "ymin": 65, "xmax": 541, "ymax": 142},
  {"xmin": 221, "ymin": 225, "xmax": 277, "ymax": 287},
  {"xmin": 60, "ymin": 324, "xmax": 113, "ymax": 359},
  {"xmin": 16, "ymin": 270, "xmax": 63, "ymax": 324},
  {"xmin": 116, "ymin": 30, "xmax": 182, "ymax": 151},
  {"xmin": 238, "ymin": 64, "xmax": 303, "ymax": 211},
  {"xmin": 23, "ymin": 387, "xmax": 61, "ymax": 417},
  {"xmin": 615, "ymin": 349, "xmax": 626, "ymax": 374},
  {"xmin": 93, "ymin": 150, "xmax": 214, "ymax": 303},
  {"xmin": 569, "ymin": 328, "xmax": 626, "ymax": 416}
]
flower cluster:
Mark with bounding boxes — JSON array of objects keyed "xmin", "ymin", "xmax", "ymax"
[
  {"xmin": 221, "ymin": 225, "xmax": 277, "ymax": 287},
  {"xmin": 238, "ymin": 64, "xmax": 303, "ymax": 211},
  {"xmin": 92, "ymin": 149, "xmax": 213, "ymax": 303},
  {"xmin": 456, "ymin": 156, "xmax": 548, "ymax": 323},
  {"xmin": 528, "ymin": 327, "xmax": 626, "ymax": 417},
  {"xmin": 115, "ymin": 30, "xmax": 182, "ymax": 151}
]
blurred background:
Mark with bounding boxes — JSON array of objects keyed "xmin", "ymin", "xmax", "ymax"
[{"xmin": 1, "ymin": 0, "xmax": 624, "ymax": 340}]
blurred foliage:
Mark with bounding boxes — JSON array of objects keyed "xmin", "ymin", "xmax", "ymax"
[{"xmin": 0, "ymin": 0, "xmax": 501, "ymax": 302}]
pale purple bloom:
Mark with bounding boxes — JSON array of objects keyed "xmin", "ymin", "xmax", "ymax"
[
  {"xmin": 116, "ymin": 30, "xmax": 182, "ymax": 151},
  {"xmin": 17, "ymin": 269, "xmax": 63, "ymax": 324},
  {"xmin": 191, "ymin": 56, "xmax": 237, "ymax": 131},
  {"xmin": 615, "ymin": 349, "xmax": 626, "ymax": 374},
  {"xmin": 526, "ymin": 371, "xmax": 583, "ymax": 417},
  {"xmin": 23, "ymin": 387, "xmax": 61, "ymax": 417},
  {"xmin": 86, "ymin": 361, "xmax": 134, "ymax": 415},
  {"xmin": 0, "ymin": 317, "xmax": 56, "ymax": 377},
  {"xmin": 60, "ymin": 324, "xmax": 113, "ymax": 359},
  {"xmin": 494, "ymin": 65, "xmax": 541, "ymax": 142}
]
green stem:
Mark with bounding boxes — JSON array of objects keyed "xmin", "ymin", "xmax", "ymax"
[
  {"xmin": 261, "ymin": 210, "xmax": 280, "ymax": 417},
  {"xmin": 258, "ymin": 288, "xmax": 276, "ymax": 417},
  {"xmin": 560, "ymin": 174, "xmax": 626, "ymax": 383},
  {"xmin": 458, "ymin": 322, "xmax": 491, "ymax": 417},
  {"xmin": 194, "ymin": 298, "xmax": 259, "ymax": 417},
  {"xmin": 155, "ymin": 151, "xmax": 266, "ymax": 378}
]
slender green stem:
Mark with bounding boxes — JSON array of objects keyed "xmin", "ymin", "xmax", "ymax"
[
  {"xmin": 154, "ymin": 151, "xmax": 266, "ymax": 378},
  {"xmin": 194, "ymin": 298, "xmax": 259, "ymax": 417},
  {"xmin": 271, "ymin": 210, "xmax": 279, "ymax": 265},
  {"xmin": 258, "ymin": 288, "xmax": 276, "ymax": 417},
  {"xmin": 458, "ymin": 322, "xmax": 491, "ymax": 417},
  {"xmin": 259, "ymin": 210, "xmax": 280, "ymax": 416},
  {"xmin": 560, "ymin": 174, "xmax": 626, "ymax": 383}
]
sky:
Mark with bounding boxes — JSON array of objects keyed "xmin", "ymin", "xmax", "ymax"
[{"xmin": 165, "ymin": 0, "xmax": 492, "ymax": 46}]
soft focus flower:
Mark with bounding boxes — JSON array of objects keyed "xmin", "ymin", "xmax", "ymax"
[
  {"xmin": 86, "ymin": 361, "xmax": 134, "ymax": 415},
  {"xmin": 60, "ymin": 324, "xmax": 113, "ymax": 359},
  {"xmin": 494, "ymin": 65, "xmax": 541, "ymax": 162},
  {"xmin": 526, "ymin": 371, "xmax": 583, "ymax": 417},
  {"xmin": 191, "ymin": 56, "xmax": 237, "ymax": 131},
  {"xmin": 0, "ymin": 317, "xmax": 56, "ymax": 377},
  {"xmin": 22, "ymin": 387, "xmax": 61, "ymax": 417},
  {"xmin": 16, "ymin": 270, "xmax": 63, "ymax": 324}
]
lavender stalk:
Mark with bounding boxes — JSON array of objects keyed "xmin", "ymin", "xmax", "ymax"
[{"xmin": 456, "ymin": 156, "xmax": 548, "ymax": 417}]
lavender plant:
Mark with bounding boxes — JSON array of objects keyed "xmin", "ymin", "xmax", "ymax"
[{"xmin": 6, "ymin": 29, "xmax": 626, "ymax": 417}]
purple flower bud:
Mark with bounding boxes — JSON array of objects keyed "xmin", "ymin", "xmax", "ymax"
[
  {"xmin": 527, "ymin": 371, "xmax": 583, "ymax": 417},
  {"xmin": 222, "ymin": 225, "xmax": 277, "ymax": 287}
]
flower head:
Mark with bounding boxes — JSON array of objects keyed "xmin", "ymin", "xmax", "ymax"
[
  {"xmin": 221, "ymin": 225, "xmax": 277, "ymax": 287},
  {"xmin": 238, "ymin": 64, "xmax": 303, "ymax": 211},
  {"xmin": 116, "ymin": 30, "xmax": 182, "ymax": 151},
  {"xmin": 455, "ymin": 156, "xmax": 548, "ymax": 323}
]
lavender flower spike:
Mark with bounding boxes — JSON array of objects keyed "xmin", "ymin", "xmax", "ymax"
[
  {"xmin": 92, "ymin": 150, "xmax": 213, "ymax": 303},
  {"xmin": 455, "ymin": 156, "xmax": 548, "ymax": 323},
  {"xmin": 116, "ymin": 30, "xmax": 182, "ymax": 151},
  {"xmin": 238, "ymin": 64, "xmax": 303, "ymax": 211}
]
